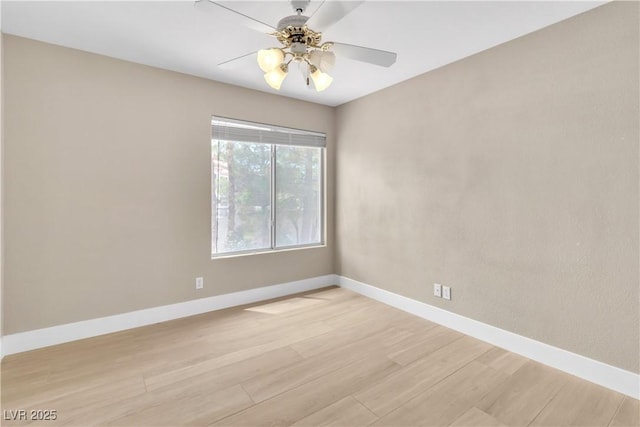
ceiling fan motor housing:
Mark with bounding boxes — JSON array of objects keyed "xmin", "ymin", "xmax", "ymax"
[
  {"xmin": 276, "ymin": 16, "xmax": 322, "ymax": 49},
  {"xmin": 277, "ymin": 14, "xmax": 309, "ymax": 31}
]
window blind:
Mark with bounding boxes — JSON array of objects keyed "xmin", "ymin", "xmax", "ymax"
[{"xmin": 212, "ymin": 116, "xmax": 326, "ymax": 148}]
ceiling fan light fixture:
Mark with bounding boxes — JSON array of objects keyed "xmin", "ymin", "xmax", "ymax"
[
  {"xmin": 264, "ymin": 63, "xmax": 288, "ymax": 90},
  {"xmin": 257, "ymin": 48, "xmax": 285, "ymax": 72},
  {"xmin": 212, "ymin": 1, "xmax": 398, "ymax": 94},
  {"xmin": 310, "ymin": 65, "xmax": 332, "ymax": 92}
]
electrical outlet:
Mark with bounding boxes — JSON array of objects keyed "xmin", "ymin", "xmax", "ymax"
[
  {"xmin": 195, "ymin": 277, "xmax": 204, "ymax": 290},
  {"xmin": 443, "ymin": 286, "xmax": 451, "ymax": 300},
  {"xmin": 434, "ymin": 283, "xmax": 442, "ymax": 298}
]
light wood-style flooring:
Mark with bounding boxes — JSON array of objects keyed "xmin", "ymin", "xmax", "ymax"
[{"xmin": 1, "ymin": 287, "xmax": 638, "ymax": 426}]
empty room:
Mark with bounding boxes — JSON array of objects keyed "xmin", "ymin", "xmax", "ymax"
[{"xmin": 0, "ymin": 0, "xmax": 638, "ymax": 426}]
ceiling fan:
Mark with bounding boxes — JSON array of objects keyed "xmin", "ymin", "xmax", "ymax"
[{"xmin": 195, "ymin": 0, "xmax": 398, "ymax": 92}]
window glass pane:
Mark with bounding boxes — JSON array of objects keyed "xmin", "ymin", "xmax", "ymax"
[
  {"xmin": 212, "ymin": 140, "xmax": 271, "ymax": 254},
  {"xmin": 275, "ymin": 145, "xmax": 322, "ymax": 248}
]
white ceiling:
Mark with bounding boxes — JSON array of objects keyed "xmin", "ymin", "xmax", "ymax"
[{"xmin": 2, "ymin": 0, "xmax": 605, "ymax": 107}]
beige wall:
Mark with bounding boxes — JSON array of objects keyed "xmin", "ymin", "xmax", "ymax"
[
  {"xmin": 3, "ymin": 35, "xmax": 335, "ymax": 334},
  {"xmin": 336, "ymin": 1, "xmax": 639, "ymax": 373},
  {"xmin": 1, "ymin": 23, "xmax": 4, "ymax": 353}
]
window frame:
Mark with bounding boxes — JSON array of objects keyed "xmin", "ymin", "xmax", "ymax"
[{"xmin": 211, "ymin": 117, "xmax": 326, "ymax": 259}]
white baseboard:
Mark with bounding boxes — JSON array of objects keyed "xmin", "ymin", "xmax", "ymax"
[
  {"xmin": 339, "ymin": 276, "xmax": 640, "ymax": 400},
  {"xmin": 2, "ymin": 274, "xmax": 339, "ymax": 356}
]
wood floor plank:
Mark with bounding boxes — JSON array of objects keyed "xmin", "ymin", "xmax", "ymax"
[
  {"xmin": 244, "ymin": 327, "xmax": 412, "ymax": 403},
  {"xmin": 321, "ymin": 300, "xmax": 405, "ymax": 330},
  {"xmin": 530, "ymin": 375, "xmax": 624, "ymax": 426},
  {"xmin": 373, "ymin": 390, "xmax": 473, "ymax": 426},
  {"xmin": 475, "ymin": 347, "xmax": 529, "ymax": 375},
  {"xmin": 143, "ymin": 320, "xmax": 332, "ymax": 392},
  {"xmin": 477, "ymin": 361, "xmax": 568, "ymax": 426},
  {"xmin": 144, "ymin": 346, "xmax": 303, "ymax": 393},
  {"xmin": 383, "ymin": 310, "xmax": 440, "ymax": 335},
  {"xmin": 449, "ymin": 407, "xmax": 506, "ymax": 426},
  {"xmin": 289, "ymin": 317, "xmax": 392, "ymax": 359},
  {"xmin": 291, "ymin": 396, "xmax": 378, "ymax": 426},
  {"xmin": 47, "ymin": 375, "xmax": 143, "ymax": 423},
  {"xmin": 249, "ymin": 288, "xmax": 368, "ymax": 326},
  {"xmin": 214, "ymin": 356, "xmax": 401, "ymax": 426},
  {"xmin": 609, "ymin": 397, "xmax": 640, "ymax": 427},
  {"xmin": 372, "ymin": 361, "xmax": 508, "ymax": 426},
  {"xmin": 427, "ymin": 361, "xmax": 510, "ymax": 402},
  {"xmin": 106, "ymin": 383, "xmax": 253, "ymax": 426},
  {"xmin": 244, "ymin": 297, "xmax": 327, "ymax": 314},
  {"xmin": 387, "ymin": 325, "xmax": 463, "ymax": 366},
  {"xmin": 304, "ymin": 287, "xmax": 357, "ymax": 300},
  {"xmin": 354, "ymin": 336, "xmax": 493, "ymax": 417}
]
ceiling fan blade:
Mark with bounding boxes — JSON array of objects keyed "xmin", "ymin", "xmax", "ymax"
[
  {"xmin": 218, "ymin": 51, "xmax": 257, "ymax": 69},
  {"xmin": 331, "ymin": 42, "xmax": 397, "ymax": 67},
  {"xmin": 194, "ymin": 0, "xmax": 275, "ymax": 34},
  {"xmin": 306, "ymin": 1, "xmax": 364, "ymax": 31}
]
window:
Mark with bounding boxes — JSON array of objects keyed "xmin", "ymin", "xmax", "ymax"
[{"xmin": 211, "ymin": 117, "xmax": 325, "ymax": 257}]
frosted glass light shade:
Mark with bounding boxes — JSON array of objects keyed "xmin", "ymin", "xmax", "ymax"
[
  {"xmin": 257, "ymin": 48, "xmax": 284, "ymax": 72},
  {"xmin": 264, "ymin": 64, "xmax": 288, "ymax": 90},
  {"xmin": 309, "ymin": 50, "xmax": 335, "ymax": 73},
  {"xmin": 310, "ymin": 68, "xmax": 332, "ymax": 92}
]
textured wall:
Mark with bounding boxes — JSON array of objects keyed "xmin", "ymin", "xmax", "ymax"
[
  {"xmin": 336, "ymin": 2, "xmax": 639, "ymax": 373},
  {"xmin": 3, "ymin": 35, "xmax": 335, "ymax": 334}
]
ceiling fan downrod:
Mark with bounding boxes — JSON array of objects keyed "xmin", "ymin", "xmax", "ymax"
[{"xmin": 290, "ymin": 0, "xmax": 311, "ymax": 15}]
